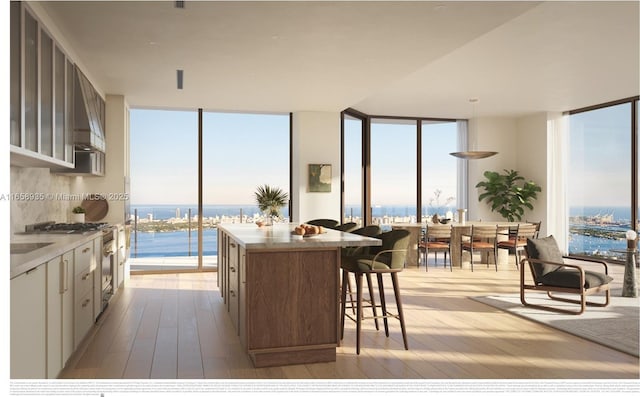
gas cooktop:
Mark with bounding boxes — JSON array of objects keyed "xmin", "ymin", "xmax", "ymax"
[{"xmin": 24, "ymin": 221, "xmax": 110, "ymax": 234}]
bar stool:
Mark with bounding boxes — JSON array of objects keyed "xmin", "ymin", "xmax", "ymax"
[{"xmin": 340, "ymin": 229, "xmax": 410, "ymax": 354}]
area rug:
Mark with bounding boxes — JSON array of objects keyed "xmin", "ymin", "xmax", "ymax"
[{"xmin": 471, "ymin": 289, "xmax": 639, "ymax": 357}]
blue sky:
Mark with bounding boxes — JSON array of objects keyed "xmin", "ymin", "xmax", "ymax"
[
  {"xmin": 131, "ymin": 110, "xmax": 458, "ymax": 207},
  {"xmin": 130, "ymin": 103, "xmax": 636, "ymax": 209},
  {"xmin": 130, "ymin": 109, "xmax": 289, "ymax": 205}
]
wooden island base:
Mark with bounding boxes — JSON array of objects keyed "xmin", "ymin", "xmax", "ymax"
[{"xmin": 217, "ymin": 224, "xmax": 380, "ymax": 368}]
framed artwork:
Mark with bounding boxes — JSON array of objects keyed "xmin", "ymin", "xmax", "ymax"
[{"xmin": 308, "ymin": 164, "xmax": 332, "ymax": 192}]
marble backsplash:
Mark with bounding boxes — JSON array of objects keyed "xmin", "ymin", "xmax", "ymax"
[{"xmin": 10, "ymin": 166, "xmax": 75, "ymax": 235}]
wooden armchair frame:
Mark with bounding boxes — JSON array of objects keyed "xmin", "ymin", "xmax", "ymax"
[{"xmin": 519, "ymin": 255, "xmax": 611, "ymax": 315}]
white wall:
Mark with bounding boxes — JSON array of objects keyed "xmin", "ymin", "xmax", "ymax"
[
  {"xmin": 516, "ymin": 112, "xmax": 548, "ymax": 236},
  {"xmin": 291, "ymin": 111, "xmax": 341, "ymax": 223},
  {"xmin": 467, "ymin": 116, "xmax": 518, "ymax": 221}
]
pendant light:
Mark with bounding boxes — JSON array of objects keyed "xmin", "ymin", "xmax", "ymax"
[{"xmin": 450, "ymin": 98, "xmax": 497, "ymax": 159}]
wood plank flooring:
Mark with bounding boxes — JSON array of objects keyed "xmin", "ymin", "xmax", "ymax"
[{"xmin": 59, "ymin": 257, "xmax": 639, "ymax": 380}]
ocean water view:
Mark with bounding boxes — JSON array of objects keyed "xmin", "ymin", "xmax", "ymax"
[{"xmin": 129, "ymin": 205, "xmax": 634, "ymax": 260}]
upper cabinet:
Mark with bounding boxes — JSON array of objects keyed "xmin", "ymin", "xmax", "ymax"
[{"xmin": 11, "ymin": 3, "xmax": 108, "ymax": 176}]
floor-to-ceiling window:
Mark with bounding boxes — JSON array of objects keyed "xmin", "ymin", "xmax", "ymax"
[
  {"xmin": 129, "ymin": 109, "xmax": 290, "ymax": 273},
  {"xmin": 567, "ymin": 97, "xmax": 639, "ymax": 260},
  {"xmin": 203, "ymin": 111, "xmax": 290, "ymax": 260},
  {"xmin": 421, "ymin": 120, "xmax": 458, "ymax": 220},
  {"xmin": 370, "ymin": 118, "xmax": 418, "ymax": 227},
  {"xmin": 342, "ymin": 113, "xmax": 364, "ymax": 225},
  {"xmin": 129, "ymin": 109, "xmax": 200, "ymax": 272},
  {"xmin": 341, "ymin": 110, "xmax": 464, "ymax": 228}
]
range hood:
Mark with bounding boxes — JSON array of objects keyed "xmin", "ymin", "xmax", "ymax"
[{"xmin": 74, "ymin": 66, "xmax": 105, "ymax": 152}]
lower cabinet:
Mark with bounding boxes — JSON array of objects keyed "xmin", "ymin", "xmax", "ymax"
[
  {"xmin": 46, "ymin": 250, "xmax": 73, "ymax": 379},
  {"xmin": 74, "ymin": 240, "xmax": 95, "ymax": 349},
  {"xmin": 11, "ymin": 235, "xmax": 108, "ymax": 379},
  {"xmin": 11, "ymin": 263, "xmax": 47, "ymax": 379}
]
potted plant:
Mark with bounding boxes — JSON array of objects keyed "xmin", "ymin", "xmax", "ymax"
[
  {"xmin": 475, "ymin": 169, "xmax": 541, "ymax": 222},
  {"xmin": 255, "ymin": 184, "xmax": 288, "ymax": 226},
  {"xmin": 71, "ymin": 206, "xmax": 86, "ymax": 223}
]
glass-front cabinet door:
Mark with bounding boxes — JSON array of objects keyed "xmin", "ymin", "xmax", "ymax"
[
  {"xmin": 23, "ymin": 8, "xmax": 38, "ymax": 153},
  {"xmin": 11, "ymin": 3, "xmax": 75, "ymax": 169},
  {"xmin": 40, "ymin": 29, "xmax": 54, "ymax": 158},
  {"xmin": 10, "ymin": 1, "xmax": 21, "ymax": 147}
]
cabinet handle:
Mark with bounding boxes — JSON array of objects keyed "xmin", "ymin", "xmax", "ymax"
[
  {"xmin": 230, "ymin": 242, "xmax": 237, "ymax": 248},
  {"xmin": 82, "ymin": 298, "xmax": 91, "ymax": 308},
  {"xmin": 64, "ymin": 259, "xmax": 69, "ymax": 292},
  {"xmin": 230, "ymin": 266, "xmax": 236, "ymax": 273},
  {"xmin": 59, "ymin": 258, "xmax": 69, "ymax": 294},
  {"xmin": 229, "ymin": 290, "xmax": 236, "ymax": 297},
  {"xmin": 82, "ymin": 247, "xmax": 90, "ymax": 254},
  {"xmin": 26, "ymin": 266, "xmax": 40, "ymax": 275},
  {"xmin": 82, "ymin": 272, "xmax": 91, "ymax": 281}
]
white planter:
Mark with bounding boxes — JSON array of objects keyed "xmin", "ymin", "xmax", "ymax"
[{"xmin": 71, "ymin": 213, "xmax": 85, "ymax": 223}]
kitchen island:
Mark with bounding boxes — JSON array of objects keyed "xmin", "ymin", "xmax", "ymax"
[{"xmin": 217, "ymin": 223, "xmax": 381, "ymax": 367}]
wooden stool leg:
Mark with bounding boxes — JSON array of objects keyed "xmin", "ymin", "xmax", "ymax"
[
  {"xmin": 356, "ymin": 272, "xmax": 363, "ymax": 355},
  {"xmin": 346, "ymin": 273, "xmax": 355, "ymax": 314},
  {"xmin": 391, "ymin": 272, "xmax": 408, "ymax": 350},
  {"xmin": 366, "ymin": 273, "xmax": 379, "ymax": 330},
  {"xmin": 377, "ymin": 273, "xmax": 389, "ymax": 337},
  {"xmin": 340, "ymin": 269, "xmax": 348, "ymax": 340}
]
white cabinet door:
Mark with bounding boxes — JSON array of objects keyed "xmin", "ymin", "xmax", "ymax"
[
  {"xmin": 11, "ymin": 264, "xmax": 47, "ymax": 379},
  {"xmin": 60, "ymin": 251, "xmax": 74, "ymax": 367},
  {"xmin": 46, "ymin": 254, "xmax": 63, "ymax": 379},
  {"xmin": 47, "ymin": 250, "xmax": 74, "ymax": 379},
  {"xmin": 74, "ymin": 240, "xmax": 95, "ymax": 348}
]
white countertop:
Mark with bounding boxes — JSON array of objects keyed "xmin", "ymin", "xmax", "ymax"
[
  {"xmin": 10, "ymin": 231, "xmax": 103, "ymax": 280},
  {"xmin": 218, "ymin": 223, "xmax": 382, "ymax": 250}
]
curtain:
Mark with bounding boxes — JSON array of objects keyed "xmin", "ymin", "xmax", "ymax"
[
  {"xmin": 547, "ymin": 112, "xmax": 569, "ymax": 253},
  {"xmin": 456, "ymin": 120, "xmax": 469, "ymax": 211}
]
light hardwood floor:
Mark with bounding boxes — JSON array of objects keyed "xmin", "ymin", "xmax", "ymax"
[{"xmin": 59, "ymin": 257, "xmax": 639, "ymax": 380}]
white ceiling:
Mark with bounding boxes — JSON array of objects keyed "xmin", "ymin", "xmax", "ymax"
[{"xmin": 37, "ymin": 1, "xmax": 639, "ymax": 119}]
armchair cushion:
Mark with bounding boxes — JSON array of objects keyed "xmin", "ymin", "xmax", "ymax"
[
  {"xmin": 539, "ymin": 268, "xmax": 614, "ymax": 289},
  {"xmin": 526, "ymin": 235, "xmax": 564, "ymax": 277}
]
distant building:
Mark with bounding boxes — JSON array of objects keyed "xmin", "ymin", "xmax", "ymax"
[{"xmin": 176, "ymin": 207, "xmax": 181, "ymax": 219}]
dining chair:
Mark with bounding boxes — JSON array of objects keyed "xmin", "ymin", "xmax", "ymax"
[
  {"xmin": 460, "ymin": 224, "xmax": 499, "ymax": 271},
  {"xmin": 333, "ymin": 222, "xmax": 358, "ymax": 232},
  {"xmin": 419, "ymin": 224, "xmax": 452, "ymax": 271},
  {"xmin": 306, "ymin": 219, "xmax": 340, "ymax": 228},
  {"xmin": 340, "ymin": 229, "xmax": 410, "ymax": 354},
  {"xmin": 497, "ymin": 223, "xmax": 538, "ymax": 269},
  {"xmin": 526, "ymin": 220, "xmax": 542, "ymax": 238}
]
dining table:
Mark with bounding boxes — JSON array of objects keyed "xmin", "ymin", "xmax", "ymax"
[{"xmin": 391, "ymin": 221, "xmax": 530, "ymax": 269}]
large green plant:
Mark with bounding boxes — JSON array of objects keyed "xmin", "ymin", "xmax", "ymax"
[
  {"xmin": 475, "ymin": 169, "xmax": 541, "ymax": 221},
  {"xmin": 255, "ymin": 184, "xmax": 289, "ymax": 218}
]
